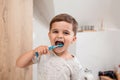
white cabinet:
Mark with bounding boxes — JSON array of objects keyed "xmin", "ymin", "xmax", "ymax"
[{"xmin": 76, "ymin": 31, "xmax": 120, "ymax": 79}]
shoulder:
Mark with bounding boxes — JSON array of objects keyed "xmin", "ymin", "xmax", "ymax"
[
  {"xmin": 66, "ymin": 56, "xmax": 85, "ymax": 80},
  {"xmin": 66, "ymin": 56, "xmax": 82, "ymax": 71}
]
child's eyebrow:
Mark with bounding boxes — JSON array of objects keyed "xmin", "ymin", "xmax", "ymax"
[
  {"xmin": 64, "ymin": 29, "xmax": 71, "ymax": 32},
  {"xmin": 63, "ymin": 30, "xmax": 69, "ymax": 32},
  {"xmin": 51, "ymin": 28, "xmax": 58, "ymax": 31}
]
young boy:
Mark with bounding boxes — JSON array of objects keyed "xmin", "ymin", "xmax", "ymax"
[{"xmin": 16, "ymin": 13, "xmax": 84, "ymax": 80}]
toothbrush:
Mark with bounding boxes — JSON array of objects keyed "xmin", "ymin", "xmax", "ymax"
[
  {"xmin": 35, "ymin": 44, "xmax": 63, "ymax": 57},
  {"xmin": 48, "ymin": 44, "xmax": 63, "ymax": 50}
]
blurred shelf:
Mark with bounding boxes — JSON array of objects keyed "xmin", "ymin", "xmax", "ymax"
[{"xmin": 78, "ymin": 30, "xmax": 97, "ymax": 32}]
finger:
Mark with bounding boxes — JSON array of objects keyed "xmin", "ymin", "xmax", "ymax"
[
  {"xmin": 34, "ymin": 46, "xmax": 48, "ymax": 55},
  {"xmin": 100, "ymin": 76, "xmax": 113, "ymax": 80},
  {"xmin": 43, "ymin": 46, "xmax": 49, "ymax": 54}
]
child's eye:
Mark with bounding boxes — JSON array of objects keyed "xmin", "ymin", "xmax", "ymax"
[
  {"xmin": 52, "ymin": 30, "xmax": 58, "ymax": 33},
  {"xmin": 63, "ymin": 31, "xmax": 69, "ymax": 35}
]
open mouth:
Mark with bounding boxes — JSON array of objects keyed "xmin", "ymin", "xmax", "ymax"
[{"xmin": 55, "ymin": 41, "xmax": 64, "ymax": 47}]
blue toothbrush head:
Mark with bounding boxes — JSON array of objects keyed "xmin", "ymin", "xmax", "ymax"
[
  {"xmin": 57, "ymin": 43, "xmax": 64, "ymax": 47},
  {"xmin": 48, "ymin": 44, "xmax": 64, "ymax": 50}
]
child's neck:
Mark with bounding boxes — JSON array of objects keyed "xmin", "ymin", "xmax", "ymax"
[{"xmin": 53, "ymin": 50, "xmax": 74, "ymax": 60}]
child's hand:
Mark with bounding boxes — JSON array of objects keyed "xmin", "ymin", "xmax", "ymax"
[
  {"xmin": 100, "ymin": 76, "xmax": 113, "ymax": 80},
  {"xmin": 116, "ymin": 72, "xmax": 120, "ymax": 80},
  {"xmin": 34, "ymin": 45, "xmax": 49, "ymax": 55}
]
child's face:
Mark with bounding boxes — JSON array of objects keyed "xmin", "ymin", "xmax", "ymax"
[{"xmin": 48, "ymin": 21, "xmax": 76, "ymax": 54}]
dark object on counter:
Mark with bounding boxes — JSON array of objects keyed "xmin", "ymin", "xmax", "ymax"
[{"xmin": 98, "ymin": 71, "xmax": 117, "ymax": 80}]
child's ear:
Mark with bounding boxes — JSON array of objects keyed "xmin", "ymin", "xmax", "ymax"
[{"xmin": 72, "ymin": 36, "xmax": 77, "ymax": 43}]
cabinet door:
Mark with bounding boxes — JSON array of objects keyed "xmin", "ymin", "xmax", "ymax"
[{"xmin": 0, "ymin": 0, "xmax": 33, "ymax": 80}]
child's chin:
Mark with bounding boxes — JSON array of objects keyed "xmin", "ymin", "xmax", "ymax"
[{"xmin": 53, "ymin": 49, "xmax": 64, "ymax": 54}]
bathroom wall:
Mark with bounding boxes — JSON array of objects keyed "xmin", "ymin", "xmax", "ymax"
[
  {"xmin": 76, "ymin": 31, "xmax": 120, "ymax": 79},
  {"xmin": 33, "ymin": 16, "xmax": 50, "ymax": 80}
]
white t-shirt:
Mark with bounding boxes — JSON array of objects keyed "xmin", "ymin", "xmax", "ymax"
[{"xmin": 35, "ymin": 51, "xmax": 84, "ymax": 80}]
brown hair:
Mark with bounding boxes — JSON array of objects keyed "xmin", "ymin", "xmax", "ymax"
[{"xmin": 50, "ymin": 13, "xmax": 78, "ymax": 36}]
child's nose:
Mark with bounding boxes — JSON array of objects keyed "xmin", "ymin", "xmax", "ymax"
[{"xmin": 57, "ymin": 33, "xmax": 63, "ymax": 39}]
